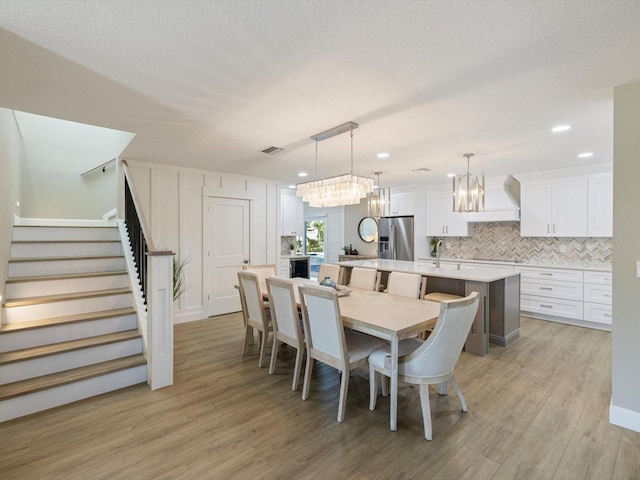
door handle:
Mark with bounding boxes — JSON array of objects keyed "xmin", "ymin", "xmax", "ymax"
[{"xmin": 243, "ymin": 259, "xmax": 249, "ymax": 264}]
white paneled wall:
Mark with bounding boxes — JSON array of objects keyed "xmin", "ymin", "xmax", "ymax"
[{"xmin": 125, "ymin": 161, "xmax": 278, "ymax": 323}]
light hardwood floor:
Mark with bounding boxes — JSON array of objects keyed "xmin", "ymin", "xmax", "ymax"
[{"xmin": 1, "ymin": 314, "xmax": 638, "ymax": 479}]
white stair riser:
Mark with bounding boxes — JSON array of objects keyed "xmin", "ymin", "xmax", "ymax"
[
  {"xmin": 6, "ymin": 274, "xmax": 129, "ymax": 298},
  {"xmin": 0, "ymin": 314, "xmax": 138, "ymax": 352},
  {"xmin": 3, "ymin": 293, "xmax": 133, "ymax": 324},
  {"xmin": 11, "ymin": 242, "xmax": 122, "ymax": 258},
  {"xmin": 9, "ymin": 257, "xmax": 125, "ymax": 277},
  {"xmin": 0, "ymin": 338, "xmax": 143, "ymax": 384},
  {"xmin": 0, "ymin": 365, "xmax": 147, "ymax": 423},
  {"xmin": 12, "ymin": 227, "xmax": 120, "ymax": 242}
]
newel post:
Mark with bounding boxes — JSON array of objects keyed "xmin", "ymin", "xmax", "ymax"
[{"xmin": 147, "ymin": 250, "xmax": 174, "ymax": 390}]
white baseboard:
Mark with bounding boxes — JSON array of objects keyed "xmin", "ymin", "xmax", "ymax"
[
  {"xmin": 610, "ymin": 401, "xmax": 640, "ymax": 433},
  {"xmin": 174, "ymin": 308, "xmax": 207, "ymax": 324},
  {"xmin": 14, "ymin": 215, "xmax": 116, "ymax": 227}
]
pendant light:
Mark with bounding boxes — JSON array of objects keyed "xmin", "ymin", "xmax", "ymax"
[
  {"xmin": 367, "ymin": 171, "xmax": 390, "ymax": 218},
  {"xmin": 452, "ymin": 153, "xmax": 485, "ymax": 212}
]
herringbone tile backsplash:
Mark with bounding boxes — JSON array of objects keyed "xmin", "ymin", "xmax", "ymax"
[{"xmin": 440, "ymin": 222, "xmax": 611, "ymax": 268}]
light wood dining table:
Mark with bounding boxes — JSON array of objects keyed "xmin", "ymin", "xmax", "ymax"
[{"xmin": 266, "ymin": 277, "xmax": 441, "ymax": 431}]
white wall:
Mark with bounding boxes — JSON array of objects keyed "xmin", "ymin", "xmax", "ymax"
[
  {"xmin": 344, "ymin": 199, "xmax": 376, "ymax": 256},
  {"xmin": 0, "ymin": 108, "xmax": 23, "ymax": 320},
  {"xmin": 611, "ymin": 80, "xmax": 640, "ymax": 432},
  {"xmin": 16, "ymin": 111, "xmax": 134, "ymax": 219},
  {"xmin": 126, "ymin": 160, "xmax": 278, "ymax": 323}
]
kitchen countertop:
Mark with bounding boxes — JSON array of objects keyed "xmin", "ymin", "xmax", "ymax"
[
  {"xmin": 417, "ymin": 257, "xmax": 612, "ymax": 272},
  {"xmin": 281, "ymin": 254, "xmax": 310, "ymax": 259},
  {"xmin": 335, "ymin": 259, "xmax": 520, "ymax": 282}
]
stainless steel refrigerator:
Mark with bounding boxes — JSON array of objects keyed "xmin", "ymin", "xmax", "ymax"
[{"xmin": 378, "ymin": 216, "xmax": 414, "ymax": 261}]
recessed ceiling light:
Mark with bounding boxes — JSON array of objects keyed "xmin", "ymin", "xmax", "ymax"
[
  {"xmin": 446, "ymin": 173, "xmax": 456, "ymax": 178},
  {"xmin": 578, "ymin": 152, "xmax": 594, "ymax": 158},
  {"xmin": 298, "ymin": 172, "xmax": 308, "ymax": 177},
  {"xmin": 288, "ymin": 184, "xmax": 296, "ymax": 189},
  {"xmin": 377, "ymin": 152, "xmax": 389, "ymax": 159},
  {"xmin": 551, "ymin": 125, "xmax": 571, "ymax": 133}
]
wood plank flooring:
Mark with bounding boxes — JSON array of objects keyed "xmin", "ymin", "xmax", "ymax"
[{"xmin": 1, "ymin": 314, "xmax": 638, "ymax": 479}]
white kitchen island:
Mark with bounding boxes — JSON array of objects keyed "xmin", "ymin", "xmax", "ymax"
[{"xmin": 335, "ymin": 259, "xmax": 522, "ymax": 356}]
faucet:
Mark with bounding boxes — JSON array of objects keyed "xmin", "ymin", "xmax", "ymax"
[{"xmin": 435, "ymin": 240, "xmax": 443, "ymax": 268}]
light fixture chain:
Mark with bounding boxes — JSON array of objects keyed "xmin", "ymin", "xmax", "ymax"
[{"xmin": 350, "ymin": 129, "xmax": 354, "ymax": 174}]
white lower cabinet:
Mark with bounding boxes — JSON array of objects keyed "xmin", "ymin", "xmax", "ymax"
[
  {"xmin": 520, "ymin": 267, "xmax": 585, "ymax": 322},
  {"xmin": 278, "ymin": 259, "xmax": 290, "ymax": 278},
  {"xmin": 583, "ymin": 270, "xmax": 612, "ymax": 326}
]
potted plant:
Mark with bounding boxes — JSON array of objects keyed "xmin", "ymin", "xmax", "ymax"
[
  {"xmin": 289, "ymin": 243, "xmax": 296, "ymax": 255},
  {"xmin": 430, "ymin": 238, "xmax": 439, "ymax": 258},
  {"xmin": 342, "ymin": 245, "xmax": 351, "ymax": 255},
  {"xmin": 173, "ymin": 256, "xmax": 190, "ymax": 301}
]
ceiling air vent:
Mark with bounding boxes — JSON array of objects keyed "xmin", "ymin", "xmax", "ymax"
[
  {"xmin": 411, "ymin": 167, "xmax": 431, "ymax": 173},
  {"xmin": 260, "ymin": 146, "xmax": 285, "ymax": 155}
]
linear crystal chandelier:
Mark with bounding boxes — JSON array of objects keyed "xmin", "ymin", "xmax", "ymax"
[
  {"xmin": 296, "ymin": 122, "xmax": 374, "ymax": 208},
  {"xmin": 367, "ymin": 171, "xmax": 390, "ymax": 218},
  {"xmin": 452, "ymin": 153, "xmax": 485, "ymax": 212}
]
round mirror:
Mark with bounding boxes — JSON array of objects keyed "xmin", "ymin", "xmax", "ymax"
[{"xmin": 358, "ymin": 217, "xmax": 378, "ymax": 243}]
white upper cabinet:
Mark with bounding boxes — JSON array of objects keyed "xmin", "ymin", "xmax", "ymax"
[
  {"xmin": 521, "ymin": 178, "xmax": 588, "ymax": 237},
  {"xmin": 588, "ymin": 173, "xmax": 613, "ymax": 237},
  {"xmin": 389, "ymin": 191, "xmax": 415, "ymax": 216},
  {"xmin": 281, "ymin": 190, "xmax": 304, "ymax": 236},
  {"xmin": 425, "ymin": 191, "xmax": 471, "ymax": 237}
]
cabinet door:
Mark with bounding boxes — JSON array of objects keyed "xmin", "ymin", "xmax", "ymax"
[
  {"xmin": 553, "ymin": 179, "xmax": 588, "ymax": 237},
  {"xmin": 281, "ymin": 194, "xmax": 303, "ymax": 236},
  {"xmin": 425, "ymin": 192, "xmax": 447, "ymax": 236},
  {"xmin": 520, "ymin": 183, "xmax": 552, "ymax": 236},
  {"xmin": 588, "ymin": 174, "xmax": 613, "ymax": 237},
  {"xmin": 390, "ymin": 192, "xmax": 415, "ymax": 216},
  {"xmin": 446, "ymin": 209, "xmax": 471, "ymax": 236}
]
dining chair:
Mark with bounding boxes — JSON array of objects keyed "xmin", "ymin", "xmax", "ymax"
[
  {"xmin": 386, "ymin": 271, "xmax": 425, "ymax": 298},
  {"xmin": 348, "ymin": 267, "xmax": 380, "ymax": 291},
  {"xmin": 318, "ymin": 263, "xmax": 341, "ymax": 285},
  {"xmin": 368, "ymin": 292, "xmax": 479, "ymax": 440},
  {"xmin": 265, "ymin": 276, "xmax": 305, "ymax": 390},
  {"xmin": 298, "ymin": 284, "xmax": 386, "ymax": 422},
  {"xmin": 237, "ymin": 270, "xmax": 272, "ymax": 368},
  {"xmin": 242, "ymin": 264, "xmax": 277, "ymax": 284}
]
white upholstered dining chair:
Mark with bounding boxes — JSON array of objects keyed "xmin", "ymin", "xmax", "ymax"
[
  {"xmin": 265, "ymin": 276, "xmax": 305, "ymax": 390},
  {"xmin": 298, "ymin": 284, "xmax": 386, "ymax": 422},
  {"xmin": 318, "ymin": 263, "xmax": 341, "ymax": 285},
  {"xmin": 348, "ymin": 267, "xmax": 380, "ymax": 291},
  {"xmin": 243, "ymin": 264, "xmax": 277, "ymax": 284},
  {"xmin": 386, "ymin": 271, "xmax": 425, "ymax": 299},
  {"xmin": 237, "ymin": 270, "xmax": 272, "ymax": 368},
  {"xmin": 368, "ymin": 291, "xmax": 479, "ymax": 440}
]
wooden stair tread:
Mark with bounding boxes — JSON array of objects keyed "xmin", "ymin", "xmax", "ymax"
[
  {"xmin": 6, "ymin": 271, "xmax": 128, "ymax": 284},
  {"xmin": 12, "ymin": 239, "xmax": 120, "ymax": 244},
  {"xmin": 13, "ymin": 225, "xmax": 117, "ymax": 228},
  {"xmin": 0, "ymin": 354, "xmax": 146, "ymax": 401},
  {"xmin": 0, "ymin": 330, "xmax": 141, "ymax": 365},
  {"xmin": 9, "ymin": 254, "xmax": 124, "ymax": 263},
  {"xmin": 4, "ymin": 287, "xmax": 131, "ymax": 308},
  {"xmin": 0, "ymin": 307, "xmax": 137, "ymax": 333}
]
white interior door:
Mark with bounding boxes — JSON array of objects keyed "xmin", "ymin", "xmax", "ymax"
[{"xmin": 207, "ymin": 197, "xmax": 250, "ymax": 316}]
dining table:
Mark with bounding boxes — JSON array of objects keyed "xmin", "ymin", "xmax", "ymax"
[{"xmin": 265, "ymin": 277, "xmax": 441, "ymax": 432}]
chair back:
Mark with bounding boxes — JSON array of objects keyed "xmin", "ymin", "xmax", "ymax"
[
  {"xmin": 243, "ymin": 264, "xmax": 276, "ymax": 285},
  {"xmin": 349, "ymin": 267, "xmax": 379, "ymax": 291},
  {"xmin": 237, "ymin": 270, "xmax": 268, "ymax": 330},
  {"xmin": 401, "ymin": 292, "xmax": 479, "ymax": 379},
  {"xmin": 265, "ymin": 276, "xmax": 302, "ymax": 343},
  {"xmin": 387, "ymin": 271, "xmax": 422, "ymax": 298},
  {"xmin": 299, "ymin": 284, "xmax": 346, "ymax": 365},
  {"xmin": 318, "ymin": 264, "xmax": 341, "ymax": 284}
]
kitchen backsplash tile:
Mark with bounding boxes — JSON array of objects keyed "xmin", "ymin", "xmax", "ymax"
[
  {"xmin": 439, "ymin": 222, "xmax": 611, "ymax": 268},
  {"xmin": 281, "ymin": 235, "xmax": 298, "ymax": 255}
]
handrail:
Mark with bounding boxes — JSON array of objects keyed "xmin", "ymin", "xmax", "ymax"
[
  {"xmin": 81, "ymin": 157, "xmax": 116, "ymax": 177},
  {"xmin": 121, "ymin": 159, "xmax": 157, "ymax": 251}
]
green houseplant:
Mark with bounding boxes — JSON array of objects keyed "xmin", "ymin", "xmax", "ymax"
[{"xmin": 173, "ymin": 256, "xmax": 189, "ymax": 301}]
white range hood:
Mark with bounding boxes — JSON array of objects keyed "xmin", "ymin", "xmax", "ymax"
[{"xmin": 462, "ymin": 175, "xmax": 520, "ymax": 222}]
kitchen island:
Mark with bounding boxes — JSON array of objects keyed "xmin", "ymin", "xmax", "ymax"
[{"xmin": 335, "ymin": 259, "xmax": 521, "ymax": 356}]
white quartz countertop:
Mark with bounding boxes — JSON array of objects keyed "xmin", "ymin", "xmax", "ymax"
[
  {"xmin": 281, "ymin": 255, "xmax": 310, "ymax": 259},
  {"xmin": 417, "ymin": 257, "xmax": 612, "ymax": 272},
  {"xmin": 335, "ymin": 259, "xmax": 521, "ymax": 282}
]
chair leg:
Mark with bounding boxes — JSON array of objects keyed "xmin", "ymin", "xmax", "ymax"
[
  {"xmin": 337, "ymin": 368, "xmax": 350, "ymax": 423},
  {"xmin": 292, "ymin": 347, "xmax": 304, "ymax": 391},
  {"xmin": 302, "ymin": 357, "xmax": 314, "ymax": 400},
  {"xmin": 381, "ymin": 373, "xmax": 389, "ymax": 397},
  {"xmin": 449, "ymin": 376, "xmax": 468, "ymax": 412},
  {"xmin": 258, "ymin": 330, "xmax": 268, "ymax": 368},
  {"xmin": 241, "ymin": 326, "xmax": 252, "ymax": 356},
  {"xmin": 369, "ymin": 363, "xmax": 377, "ymax": 411},
  {"xmin": 419, "ymin": 384, "xmax": 433, "ymax": 441},
  {"xmin": 269, "ymin": 338, "xmax": 280, "ymax": 374}
]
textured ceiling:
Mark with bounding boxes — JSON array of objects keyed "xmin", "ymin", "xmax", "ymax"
[{"xmin": 1, "ymin": 0, "xmax": 639, "ymax": 187}]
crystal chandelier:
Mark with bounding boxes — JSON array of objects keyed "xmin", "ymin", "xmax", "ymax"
[
  {"xmin": 296, "ymin": 122, "xmax": 374, "ymax": 208},
  {"xmin": 452, "ymin": 153, "xmax": 485, "ymax": 212},
  {"xmin": 367, "ymin": 171, "xmax": 390, "ymax": 218}
]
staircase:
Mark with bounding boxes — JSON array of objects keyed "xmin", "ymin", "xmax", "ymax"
[{"xmin": 0, "ymin": 224, "xmax": 147, "ymax": 422}]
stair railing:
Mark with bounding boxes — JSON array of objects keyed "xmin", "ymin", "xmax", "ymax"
[{"xmin": 119, "ymin": 159, "xmax": 174, "ymax": 390}]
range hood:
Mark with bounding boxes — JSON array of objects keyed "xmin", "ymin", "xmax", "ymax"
[{"xmin": 462, "ymin": 175, "xmax": 520, "ymax": 222}]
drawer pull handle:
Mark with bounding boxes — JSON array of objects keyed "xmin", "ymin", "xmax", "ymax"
[
  {"xmin": 604, "ymin": 277, "xmax": 611, "ymax": 281},
  {"xmin": 540, "ymin": 273, "xmax": 553, "ymax": 276},
  {"xmin": 540, "ymin": 287, "xmax": 553, "ymax": 290},
  {"xmin": 541, "ymin": 304, "xmax": 553, "ymax": 308},
  {"xmin": 604, "ymin": 294, "xmax": 612, "ymax": 297},
  {"xmin": 604, "ymin": 313, "xmax": 611, "ymax": 317}
]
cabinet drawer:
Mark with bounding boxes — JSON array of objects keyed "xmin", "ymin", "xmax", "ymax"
[
  {"xmin": 521, "ymin": 295, "xmax": 583, "ymax": 320},
  {"xmin": 519, "ymin": 267, "xmax": 583, "ymax": 282},
  {"xmin": 521, "ymin": 279, "xmax": 583, "ymax": 301},
  {"xmin": 583, "ymin": 283, "xmax": 612, "ymax": 305},
  {"xmin": 584, "ymin": 302, "xmax": 612, "ymax": 325},
  {"xmin": 584, "ymin": 270, "xmax": 612, "ymax": 285}
]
